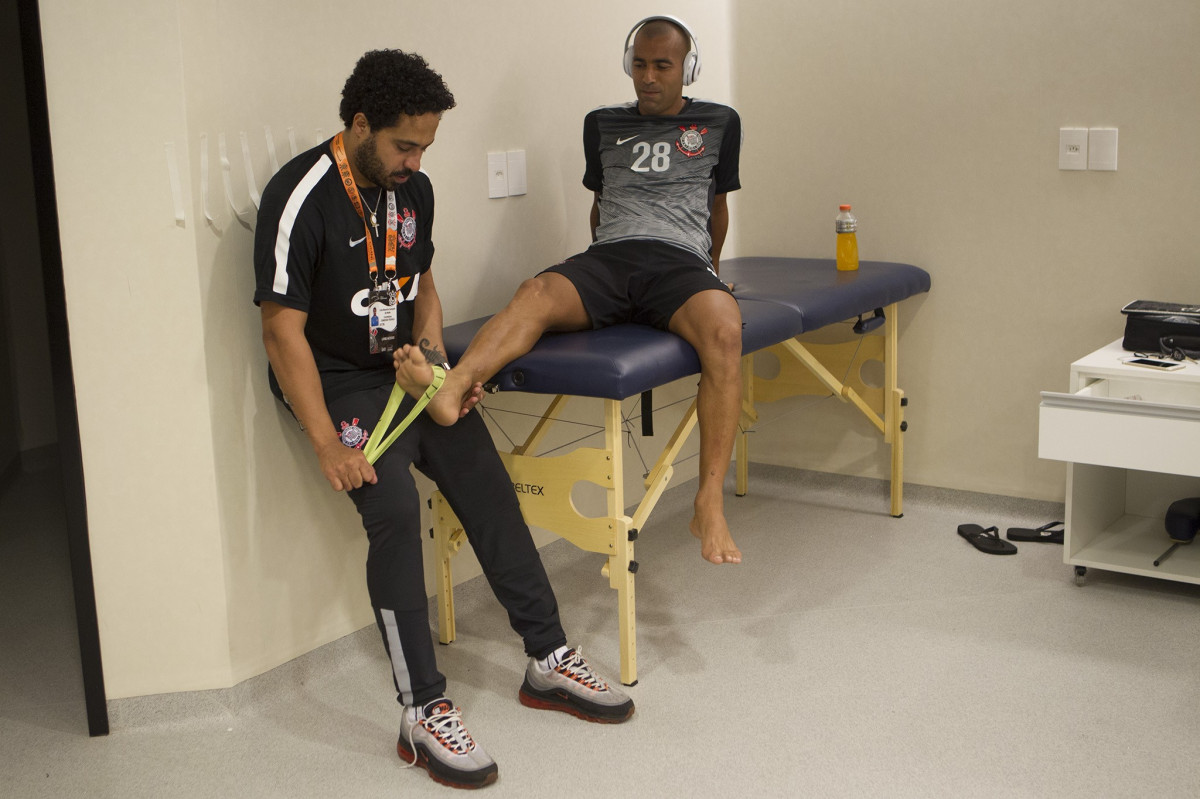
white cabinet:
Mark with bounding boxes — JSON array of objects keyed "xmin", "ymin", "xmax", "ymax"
[{"xmin": 1039, "ymin": 340, "xmax": 1200, "ymax": 585}]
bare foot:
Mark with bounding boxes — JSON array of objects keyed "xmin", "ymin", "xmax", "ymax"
[
  {"xmin": 392, "ymin": 344, "xmax": 433, "ymax": 395},
  {"xmin": 425, "ymin": 369, "xmax": 483, "ymax": 425},
  {"xmin": 391, "ymin": 346, "xmax": 480, "ymax": 425},
  {"xmin": 689, "ymin": 511, "xmax": 742, "ymax": 565}
]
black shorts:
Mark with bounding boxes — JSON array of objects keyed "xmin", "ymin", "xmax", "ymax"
[{"xmin": 540, "ymin": 239, "xmax": 731, "ymax": 330}]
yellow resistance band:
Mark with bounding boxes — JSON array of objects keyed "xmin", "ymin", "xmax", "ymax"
[{"xmin": 362, "ymin": 365, "xmax": 446, "ymax": 465}]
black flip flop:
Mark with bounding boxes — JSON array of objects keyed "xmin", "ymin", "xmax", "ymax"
[
  {"xmin": 1007, "ymin": 521, "xmax": 1064, "ymax": 544},
  {"xmin": 957, "ymin": 523, "xmax": 1018, "ymax": 555}
]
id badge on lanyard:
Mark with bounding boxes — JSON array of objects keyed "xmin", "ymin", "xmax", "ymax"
[
  {"xmin": 368, "ymin": 284, "xmax": 398, "ymax": 355},
  {"xmin": 332, "ymin": 133, "xmax": 402, "ymax": 355}
]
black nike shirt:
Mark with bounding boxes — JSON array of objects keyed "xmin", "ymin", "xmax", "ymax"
[{"xmin": 253, "ymin": 137, "xmax": 435, "ymax": 403}]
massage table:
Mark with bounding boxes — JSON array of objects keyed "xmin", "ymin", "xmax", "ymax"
[{"xmin": 434, "ymin": 257, "xmax": 931, "ymax": 685}]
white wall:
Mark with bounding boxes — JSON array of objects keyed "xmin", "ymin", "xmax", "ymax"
[
  {"xmin": 734, "ymin": 0, "xmax": 1200, "ymax": 500},
  {"xmin": 37, "ymin": 0, "xmax": 733, "ymax": 699},
  {"xmin": 39, "ymin": 1, "xmax": 234, "ymax": 698},
  {"xmin": 43, "ymin": 0, "xmax": 1197, "ymax": 702}
]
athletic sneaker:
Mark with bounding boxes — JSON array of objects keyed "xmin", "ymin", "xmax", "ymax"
[
  {"xmin": 519, "ymin": 646, "xmax": 635, "ymax": 723},
  {"xmin": 397, "ymin": 697, "xmax": 498, "ymax": 789}
]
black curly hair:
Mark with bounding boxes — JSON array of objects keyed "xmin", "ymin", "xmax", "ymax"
[{"xmin": 339, "ymin": 49, "xmax": 456, "ymax": 129}]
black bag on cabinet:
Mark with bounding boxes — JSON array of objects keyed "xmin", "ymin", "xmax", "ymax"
[{"xmin": 1120, "ymin": 300, "xmax": 1200, "ymax": 357}]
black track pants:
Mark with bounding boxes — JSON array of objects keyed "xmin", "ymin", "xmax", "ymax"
[{"xmin": 328, "ymin": 384, "xmax": 567, "ymax": 706}]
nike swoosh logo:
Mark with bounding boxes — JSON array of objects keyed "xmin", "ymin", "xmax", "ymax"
[
  {"xmin": 349, "ymin": 235, "xmax": 366, "ymax": 247},
  {"xmin": 616, "ymin": 135, "xmax": 640, "ymax": 145}
]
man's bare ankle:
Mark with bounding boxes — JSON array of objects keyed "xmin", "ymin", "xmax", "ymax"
[{"xmin": 693, "ymin": 505, "xmax": 727, "ymax": 524}]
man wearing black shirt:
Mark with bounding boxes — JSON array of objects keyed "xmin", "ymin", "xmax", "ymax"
[{"xmin": 253, "ymin": 50, "xmax": 632, "ymax": 791}]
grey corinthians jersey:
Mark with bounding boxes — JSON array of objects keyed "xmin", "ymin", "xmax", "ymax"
[{"xmin": 583, "ymin": 98, "xmax": 742, "ymax": 262}]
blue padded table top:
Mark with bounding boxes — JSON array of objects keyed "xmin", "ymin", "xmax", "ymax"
[
  {"xmin": 722, "ymin": 257, "xmax": 932, "ymax": 331},
  {"xmin": 442, "ymin": 257, "xmax": 931, "ymax": 400}
]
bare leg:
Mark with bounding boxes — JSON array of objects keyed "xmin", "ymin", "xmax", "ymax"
[
  {"xmin": 668, "ymin": 290, "xmax": 744, "ymax": 565},
  {"xmin": 420, "ymin": 272, "xmax": 591, "ymax": 425}
]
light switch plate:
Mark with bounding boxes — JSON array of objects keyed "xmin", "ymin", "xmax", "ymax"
[
  {"xmin": 1088, "ymin": 127, "xmax": 1118, "ymax": 171},
  {"xmin": 506, "ymin": 150, "xmax": 527, "ymax": 196},
  {"xmin": 1059, "ymin": 128, "xmax": 1088, "ymax": 170}
]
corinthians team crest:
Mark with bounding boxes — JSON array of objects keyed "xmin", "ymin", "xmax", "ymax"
[
  {"xmin": 676, "ymin": 124, "xmax": 708, "ymax": 157},
  {"xmin": 399, "ymin": 207, "xmax": 417, "ymax": 249},
  {"xmin": 339, "ymin": 418, "xmax": 369, "ymax": 449}
]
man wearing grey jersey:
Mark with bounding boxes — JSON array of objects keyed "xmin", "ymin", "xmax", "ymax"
[{"xmin": 396, "ymin": 16, "xmax": 744, "ymax": 565}]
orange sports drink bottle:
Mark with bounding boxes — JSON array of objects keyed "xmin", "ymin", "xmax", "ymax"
[{"xmin": 835, "ymin": 204, "xmax": 859, "ymax": 272}]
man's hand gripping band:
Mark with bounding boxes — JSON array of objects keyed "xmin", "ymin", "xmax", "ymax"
[{"xmin": 362, "ymin": 365, "xmax": 446, "ymax": 465}]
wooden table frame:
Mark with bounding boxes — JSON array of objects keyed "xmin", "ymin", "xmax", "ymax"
[{"xmin": 432, "ymin": 302, "xmax": 906, "ymax": 686}]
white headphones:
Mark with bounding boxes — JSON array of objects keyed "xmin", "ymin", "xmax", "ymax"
[{"xmin": 622, "ymin": 15, "xmax": 701, "ymax": 86}]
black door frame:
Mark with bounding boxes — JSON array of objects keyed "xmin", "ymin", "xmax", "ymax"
[{"xmin": 17, "ymin": 0, "xmax": 109, "ymax": 737}]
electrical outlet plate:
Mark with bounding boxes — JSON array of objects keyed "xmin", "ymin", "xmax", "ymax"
[
  {"xmin": 1059, "ymin": 128, "xmax": 1088, "ymax": 170},
  {"xmin": 487, "ymin": 152, "xmax": 507, "ymax": 198}
]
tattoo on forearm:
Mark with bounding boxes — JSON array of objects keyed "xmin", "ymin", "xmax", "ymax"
[{"xmin": 418, "ymin": 338, "xmax": 447, "ymax": 366}]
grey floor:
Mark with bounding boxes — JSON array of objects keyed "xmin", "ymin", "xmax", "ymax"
[{"xmin": 4, "ymin": 462, "xmax": 1200, "ymax": 798}]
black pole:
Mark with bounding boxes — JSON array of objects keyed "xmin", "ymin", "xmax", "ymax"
[{"xmin": 16, "ymin": 0, "xmax": 109, "ymax": 737}]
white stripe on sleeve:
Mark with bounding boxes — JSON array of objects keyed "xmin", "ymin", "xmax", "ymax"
[{"xmin": 272, "ymin": 154, "xmax": 332, "ymax": 295}]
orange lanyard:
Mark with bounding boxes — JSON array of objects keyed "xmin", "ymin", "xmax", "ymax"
[{"xmin": 331, "ymin": 132, "xmax": 396, "ymax": 285}]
